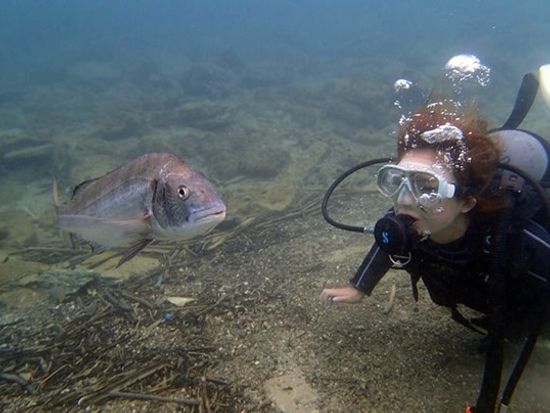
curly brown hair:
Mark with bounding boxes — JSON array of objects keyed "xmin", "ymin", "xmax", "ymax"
[{"xmin": 397, "ymin": 101, "xmax": 506, "ymax": 214}]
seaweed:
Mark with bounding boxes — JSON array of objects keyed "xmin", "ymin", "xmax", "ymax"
[{"xmin": 0, "ymin": 274, "xmax": 241, "ymax": 412}]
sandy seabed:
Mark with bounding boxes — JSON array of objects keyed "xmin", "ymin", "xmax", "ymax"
[{"xmin": 1, "ymin": 53, "xmax": 550, "ymax": 412}]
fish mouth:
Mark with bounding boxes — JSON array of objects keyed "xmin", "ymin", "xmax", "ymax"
[{"xmin": 189, "ymin": 207, "xmax": 226, "ymax": 223}]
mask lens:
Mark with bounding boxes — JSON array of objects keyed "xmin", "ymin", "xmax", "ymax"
[
  {"xmin": 411, "ymin": 172, "xmax": 445, "ymax": 212},
  {"xmin": 411, "ymin": 172, "xmax": 440, "ymax": 198},
  {"xmin": 377, "ymin": 167, "xmax": 407, "ymax": 196}
]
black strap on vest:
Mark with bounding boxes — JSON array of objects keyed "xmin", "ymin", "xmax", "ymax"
[
  {"xmin": 500, "ymin": 296, "xmax": 547, "ymax": 409},
  {"xmin": 474, "ymin": 207, "xmax": 511, "ymax": 413},
  {"xmin": 501, "ymin": 73, "xmax": 539, "ymax": 130},
  {"xmin": 473, "ymin": 194, "xmax": 548, "ymax": 412}
]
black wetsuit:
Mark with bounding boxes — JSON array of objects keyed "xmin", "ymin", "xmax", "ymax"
[{"xmin": 351, "ymin": 214, "xmax": 550, "ymax": 319}]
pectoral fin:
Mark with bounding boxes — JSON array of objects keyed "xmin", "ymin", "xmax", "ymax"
[{"xmin": 116, "ymin": 239, "xmax": 155, "ymax": 268}]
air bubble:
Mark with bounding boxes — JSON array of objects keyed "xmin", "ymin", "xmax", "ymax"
[{"xmin": 444, "ymin": 54, "xmax": 491, "ymax": 89}]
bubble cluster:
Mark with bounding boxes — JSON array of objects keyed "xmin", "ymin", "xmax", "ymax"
[
  {"xmin": 393, "ymin": 79, "xmax": 413, "ymax": 110},
  {"xmin": 440, "ymin": 148, "xmax": 469, "ymax": 172},
  {"xmin": 419, "ymin": 108, "xmax": 471, "ymax": 171},
  {"xmin": 420, "ymin": 124, "xmax": 464, "ymax": 144},
  {"xmin": 394, "ymin": 78, "xmax": 413, "ymax": 91},
  {"xmin": 444, "ymin": 54, "xmax": 491, "ymax": 88}
]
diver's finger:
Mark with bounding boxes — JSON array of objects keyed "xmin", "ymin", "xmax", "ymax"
[{"xmin": 320, "ymin": 292, "xmax": 335, "ymax": 306}]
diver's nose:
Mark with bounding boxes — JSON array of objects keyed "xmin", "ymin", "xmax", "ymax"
[{"xmin": 395, "ymin": 184, "xmax": 415, "ymax": 206}]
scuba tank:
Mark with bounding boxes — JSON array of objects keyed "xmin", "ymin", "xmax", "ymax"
[
  {"xmin": 488, "ymin": 70, "xmax": 550, "ymax": 229},
  {"xmin": 488, "ymin": 128, "xmax": 550, "ymax": 227}
]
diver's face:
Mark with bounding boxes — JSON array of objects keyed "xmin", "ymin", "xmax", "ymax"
[{"xmin": 393, "ymin": 149, "xmax": 473, "ymax": 243}]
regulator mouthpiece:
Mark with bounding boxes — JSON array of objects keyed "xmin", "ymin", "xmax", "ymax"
[{"xmin": 374, "ymin": 214, "xmax": 420, "ymax": 258}]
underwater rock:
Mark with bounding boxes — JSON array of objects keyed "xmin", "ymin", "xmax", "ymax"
[
  {"xmin": 16, "ymin": 269, "xmax": 98, "ymax": 293},
  {"xmin": 0, "ymin": 259, "xmax": 96, "ymax": 312},
  {"xmin": 84, "ymin": 253, "xmax": 159, "ymax": 281},
  {"xmin": 0, "ymin": 258, "xmax": 49, "ymax": 316}
]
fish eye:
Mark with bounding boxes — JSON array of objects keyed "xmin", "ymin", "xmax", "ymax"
[{"xmin": 177, "ymin": 185, "xmax": 190, "ymax": 200}]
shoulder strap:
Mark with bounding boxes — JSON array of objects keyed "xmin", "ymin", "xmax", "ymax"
[{"xmin": 474, "ymin": 207, "xmax": 511, "ymax": 413}]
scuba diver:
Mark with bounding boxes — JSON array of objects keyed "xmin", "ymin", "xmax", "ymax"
[{"xmin": 320, "ymin": 69, "xmax": 550, "ymax": 413}]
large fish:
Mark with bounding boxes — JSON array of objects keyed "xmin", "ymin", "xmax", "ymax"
[{"xmin": 53, "ymin": 153, "xmax": 226, "ymax": 266}]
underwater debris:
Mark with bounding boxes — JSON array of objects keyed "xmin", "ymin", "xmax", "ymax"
[
  {"xmin": 0, "ymin": 274, "xmax": 238, "ymax": 411},
  {"xmin": 165, "ymin": 296, "xmax": 195, "ymax": 306}
]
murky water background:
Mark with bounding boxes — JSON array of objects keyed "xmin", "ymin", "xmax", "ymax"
[{"xmin": 1, "ymin": 1, "xmax": 550, "ymax": 411}]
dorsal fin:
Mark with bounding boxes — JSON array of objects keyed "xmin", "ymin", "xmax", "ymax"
[{"xmin": 72, "ymin": 177, "xmax": 100, "ymax": 198}]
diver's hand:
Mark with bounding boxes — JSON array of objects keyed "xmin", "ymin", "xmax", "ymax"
[{"xmin": 320, "ymin": 287, "xmax": 365, "ymax": 305}]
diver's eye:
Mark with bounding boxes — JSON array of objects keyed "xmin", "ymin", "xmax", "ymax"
[{"xmin": 177, "ymin": 185, "xmax": 190, "ymax": 200}]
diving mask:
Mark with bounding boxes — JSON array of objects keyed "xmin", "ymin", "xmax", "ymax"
[{"xmin": 376, "ymin": 164, "xmax": 457, "ymax": 213}]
